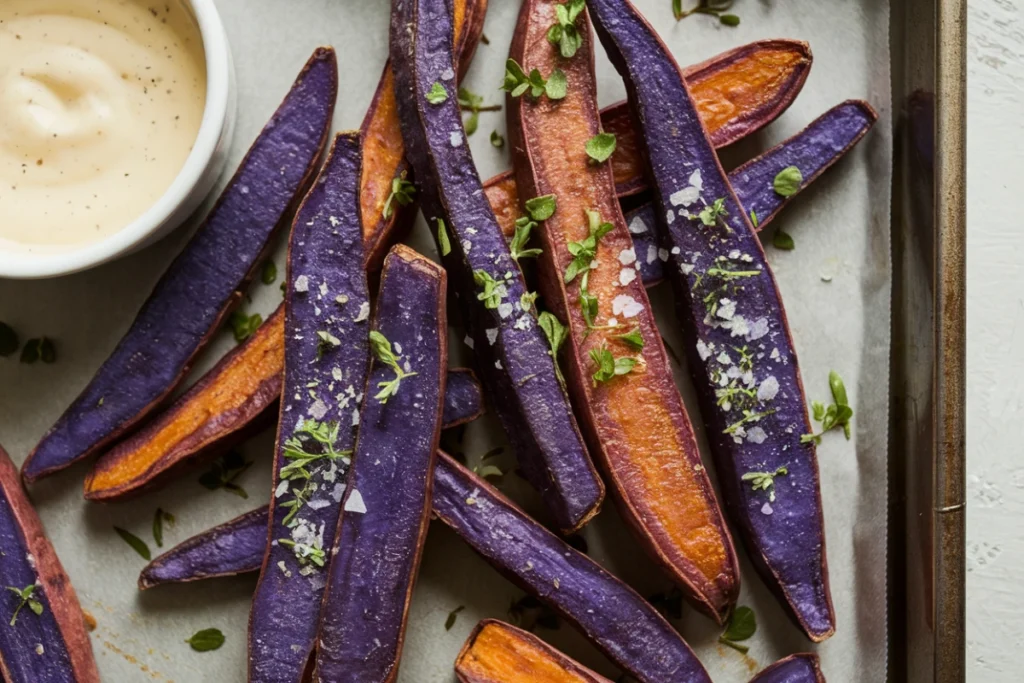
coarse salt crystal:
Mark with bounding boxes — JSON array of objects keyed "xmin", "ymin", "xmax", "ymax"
[{"xmin": 344, "ymin": 490, "xmax": 367, "ymax": 514}]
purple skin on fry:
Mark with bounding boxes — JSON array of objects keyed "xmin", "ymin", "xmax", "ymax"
[
  {"xmin": 23, "ymin": 49, "xmax": 338, "ymax": 484},
  {"xmin": 629, "ymin": 99, "xmax": 878, "ymax": 286},
  {"xmin": 442, "ymin": 369, "xmax": 485, "ymax": 427},
  {"xmin": 585, "ymin": 0, "xmax": 835, "ymax": 641},
  {"xmin": 139, "ymin": 508, "xmax": 269, "ymax": 588},
  {"xmin": 750, "ymin": 654, "xmax": 826, "ymax": 683},
  {"xmin": 0, "ymin": 447, "xmax": 99, "ymax": 683},
  {"xmin": 389, "ymin": 0, "xmax": 604, "ymax": 534},
  {"xmin": 248, "ymin": 133, "xmax": 370, "ymax": 683},
  {"xmin": 315, "ymin": 246, "xmax": 446, "ymax": 683}
]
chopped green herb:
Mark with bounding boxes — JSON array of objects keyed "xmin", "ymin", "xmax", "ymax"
[
  {"xmin": 719, "ymin": 13, "xmax": 740, "ymax": 25},
  {"xmin": 198, "ymin": 451, "xmax": 252, "ymax": 498},
  {"xmin": 445, "ymin": 605, "xmax": 466, "ymax": 631},
  {"xmin": 698, "ymin": 198, "xmax": 728, "ymax": 227},
  {"xmin": 436, "ymin": 218, "xmax": 451, "ymax": 257},
  {"xmin": 279, "ymin": 420, "xmax": 350, "ymax": 525},
  {"xmin": 501, "ymin": 59, "xmax": 566, "ymax": 100},
  {"xmin": 229, "ymin": 311, "xmax": 262, "ymax": 343},
  {"xmin": 564, "ymin": 210, "xmax": 614, "ymax": 286},
  {"xmin": 741, "ymin": 466, "xmax": 789, "ymax": 502},
  {"xmin": 520, "ymin": 291, "xmax": 538, "ymax": 312},
  {"xmin": 490, "ymin": 130, "xmax": 505, "ymax": 148},
  {"xmin": 152, "ymin": 508, "xmax": 175, "ymax": 548},
  {"xmin": 0, "ymin": 322, "xmax": 18, "ymax": 357},
  {"xmin": 20, "ymin": 337, "xmax": 55, "ymax": 364},
  {"xmin": 316, "ymin": 330, "xmax": 341, "ymax": 359},
  {"xmin": 538, "ymin": 312, "xmax": 568, "ymax": 383},
  {"xmin": 186, "ymin": 628, "xmax": 225, "ymax": 652},
  {"xmin": 472, "ymin": 270, "xmax": 504, "ymax": 310},
  {"xmin": 773, "ymin": 229, "xmax": 795, "ymax": 250},
  {"xmin": 6, "ymin": 584, "xmax": 42, "ymax": 626},
  {"xmin": 524, "ymin": 194, "xmax": 557, "ymax": 221},
  {"xmin": 674, "ymin": 0, "xmax": 738, "ymax": 23},
  {"xmin": 510, "ymin": 217, "xmax": 543, "ymax": 262},
  {"xmin": 114, "ymin": 527, "xmax": 151, "ymax": 560},
  {"xmin": 579, "ymin": 290, "xmax": 599, "ymax": 329},
  {"xmin": 278, "ymin": 538, "xmax": 326, "ymax": 567},
  {"xmin": 612, "ymin": 328, "xmax": 644, "ymax": 350},
  {"xmin": 773, "ymin": 166, "xmax": 803, "ymax": 197},
  {"xmin": 749, "ymin": 209, "xmax": 759, "ymax": 227},
  {"xmin": 585, "ymin": 132, "xmax": 617, "ymax": 164},
  {"xmin": 802, "ymin": 370, "xmax": 854, "ymax": 443},
  {"xmin": 370, "ymin": 331, "xmax": 418, "ymax": 403},
  {"xmin": 546, "ymin": 0, "xmax": 586, "ymax": 58},
  {"xmin": 718, "ymin": 605, "xmax": 756, "ymax": 653},
  {"xmin": 426, "ymin": 81, "xmax": 448, "ymax": 104},
  {"xmin": 260, "ymin": 261, "xmax": 277, "ymax": 285},
  {"xmin": 723, "ymin": 408, "xmax": 776, "ymax": 435},
  {"xmin": 383, "ymin": 171, "xmax": 416, "ymax": 219},
  {"xmin": 589, "ymin": 347, "xmax": 638, "ymax": 385}
]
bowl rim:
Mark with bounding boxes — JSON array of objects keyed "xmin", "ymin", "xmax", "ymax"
[{"xmin": 0, "ymin": 0, "xmax": 233, "ymax": 280}]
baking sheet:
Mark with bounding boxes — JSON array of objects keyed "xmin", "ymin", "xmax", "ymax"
[{"xmin": 0, "ymin": 0, "xmax": 891, "ymax": 680}]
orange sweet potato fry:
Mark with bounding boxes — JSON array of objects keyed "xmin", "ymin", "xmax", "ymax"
[
  {"xmin": 361, "ymin": 0, "xmax": 488, "ymax": 271},
  {"xmin": 507, "ymin": 0, "xmax": 738, "ymax": 622},
  {"xmin": 487, "ymin": 38, "xmax": 812, "ymax": 236},
  {"xmin": 455, "ymin": 620, "xmax": 610, "ymax": 683}
]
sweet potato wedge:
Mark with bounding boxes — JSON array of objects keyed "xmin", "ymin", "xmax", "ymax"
[
  {"xmin": 433, "ymin": 453, "xmax": 710, "ymax": 683},
  {"xmin": 360, "ymin": 0, "xmax": 488, "ymax": 271},
  {"xmin": 84, "ymin": 307, "xmax": 483, "ymax": 501},
  {"xmin": 750, "ymin": 654, "xmax": 825, "ymax": 683},
  {"xmin": 141, "ymin": 454, "xmax": 709, "ymax": 682},
  {"xmin": 0, "ymin": 445, "xmax": 99, "ymax": 682},
  {"xmin": 315, "ymin": 245, "xmax": 447, "ymax": 683},
  {"xmin": 484, "ymin": 38, "xmax": 812, "ymax": 236},
  {"xmin": 507, "ymin": 0, "xmax": 737, "ymax": 622},
  {"xmin": 248, "ymin": 132, "xmax": 371, "ymax": 683},
  {"xmin": 629, "ymin": 99, "xmax": 879, "ymax": 286},
  {"xmin": 390, "ymin": 0, "xmax": 605, "ymax": 533},
  {"xmin": 23, "ymin": 48, "xmax": 338, "ymax": 484},
  {"xmin": 455, "ymin": 620, "xmax": 611, "ymax": 683},
  {"xmin": 587, "ymin": 0, "xmax": 834, "ymax": 640},
  {"xmin": 139, "ymin": 507, "xmax": 269, "ymax": 589}
]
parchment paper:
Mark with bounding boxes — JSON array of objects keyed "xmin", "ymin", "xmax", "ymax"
[{"xmin": 0, "ymin": 0, "xmax": 891, "ymax": 680}]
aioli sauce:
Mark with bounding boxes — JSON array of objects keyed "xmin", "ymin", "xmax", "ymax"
[{"xmin": 0, "ymin": 0, "xmax": 206, "ymax": 250}]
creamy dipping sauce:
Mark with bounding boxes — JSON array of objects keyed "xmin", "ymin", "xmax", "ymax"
[{"xmin": 0, "ymin": 0, "xmax": 206, "ymax": 250}]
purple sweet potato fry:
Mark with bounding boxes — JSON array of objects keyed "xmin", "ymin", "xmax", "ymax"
[
  {"xmin": 749, "ymin": 654, "xmax": 825, "ymax": 683},
  {"xmin": 139, "ymin": 507, "xmax": 269, "ymax": 589},
  {"xmin": 390, "ymin": 0, "xmax": 605, "ymax": 534},
  {"xmin": 629, "ymin": 99, "xmax": 878, "ymax": 286},
  {"xmin": 443, "ymin": 368, "xmax": 485, "ymax": 428},
  {"xmin": 586, "ymin": 0, "xmax": 834, "ymax": 641},
  {"xmin": 432, "ymin": 453, "xmax": 710, "ymax": 683},
  {"xmin": 315, "ymin": 245, "xmax": 447, "ymax": 683},
  {"xmin": 0, "ymin": 445, "xmax": 99, "ymax": 682},
  {"xmin": 23, "ymin": 48, "xmax": 338, "ymax": 484},
  {"xmin": 248, "ymin": 132, "xmax": 371, "ymax": 683}
]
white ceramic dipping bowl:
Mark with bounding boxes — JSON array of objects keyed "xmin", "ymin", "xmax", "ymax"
[{"xmin": 0, "ymin": 0, "xmax": 237, "ymax": 280}]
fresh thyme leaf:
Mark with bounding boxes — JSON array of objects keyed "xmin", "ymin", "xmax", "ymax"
[
  {"xmin": 589, "ymin": 347, "xmax": 638, "ymax": 385},
  {"xmin": 520, "ymin": 290, "xmax": 538, "ymax": 312},
  {"xmin": 547, "ymin": 0, "xmax": 586, "ymax": 58},
  {"xmin": 464, "ymin": 111, "xmax": 480, "ymax": 135},
  {"xmin": 316, "ymin": 330, "xmax": 342, "ymax": 360},
  {"xmin": 538, "ymin": 312, "xmax": 568, "ymax": 384},
  {"xmin": 152, "ymin": 508, "xmax": 174, "ymax": 548},
  {"xmin": 579, "ymin": 290, "xmax": 599, "ymax": 329},
  {"xmin": 457, "ymin": 87, "xmax": 500, "ymax": 137},
  {"xmin": 749, "ymin": 209, "xmax": 759, "ymax": 227},
  {"xmin": 719, "ymin": 13, "xmax": 740, "ymax": 25},
  {"xmin": 0, "ymin": 322, "xmax": 18, "ymax": 357},
  {"xmin": 741, "ymin": 466, "xmax": 789, "ymax": 502},
  {"xmin": 114, "ymin": 527, "xmax": 151, "ymax": 561},
  {"xmin": 229, "ymin": 311, "xmax": 262, "ymax": 343},
  {"xmin": 565, "ymin": 210, "xmax": 614, "ymax": 286},
  {"xmin": 773, "ymin": 229, "xmax": 795, "ymax": 250},
  {"xmin": 525, "ymin": 194, "xmax": 557, "ymax": 221},
  {"xmin": 718, "ymin": 606, "xmax": 756, "ymax": 653},
  {"xmin": 436, "ymin": 218, "xmax": 451, "ymax": 256},
  {"xmin": 698, "ymin": 198, "xmax": 728, "ymax": 227},
  {"xmin": 829, "ymin": 369, "xmax": 849, "ymax": 407},
  {"xmin": 502, "ymin": 59, "xmax": 546, "ymax": 98},
  {"xmin": 6, "ymin": 584, "xmax": 42, "ymax": 626},
  {"xmin": 278, "ymin": 538, "xmax": 326, "ymax": 567},
  {"xmin": 490, "ymin": 130, "xmax": 505, "ymax": 148},
  {"xmin": 723, "ymin": 408, "xmax": 776, "ymax": 435},
  {"xmin": 20, "ymin": 337, "xmax": 55, "ymax": 364},
  {"xmin": 383, "ymin": 171, "xmax": 416, "ymax": 219},
  {"xmin": 773, "ymin": 166, "xmax": 803, "ymax": 197},
  {"xmin": 260, "ymin": 261, "xmax": 277, "ymax": 285},
  {"xmin": 802, "ymin": 371, "xmax": 853, "ymax": 443},
  {"xmin": 426, "ymin": 81, "xmax": 448, "ymax": 104},
  {"xmin": 445, "ymin": 605, "xmax": 466, "ymax": 631},
  {"xmin": 510, "ymin": 217, "xmax": 543, "ymax": 262},
  {"xmin": 544, "ymin": 69, "xmax": 568, "ymax": 100},
  {"xmin": 585, "ymin": 132, "xmax": 617, "ymax": 163},
  {"xmin": 369, "ymin": 331, "xmax": 418, "ymax": 403},
  {"xmin": 613, "ymin": 328, "xmax": 644, "ymax": 350},
  {"xmin": 472, "ymin": 270, "xmax": 505, "ymax": 310},
  {"xmin": 672, "ymin": 0, "xmax": 684, "ymax": 19},
  {"xmin": 186, "ymin": 628, "xmax": 225, "ymax": 652}
]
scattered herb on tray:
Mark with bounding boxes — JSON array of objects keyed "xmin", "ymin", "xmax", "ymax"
[
  {"xmin": 114, "ymin": 527, "xmax": 152, "ymax": 561},
  {"xmin": 20, "ymin": 337, "xmax": 55, "ymax": 364},
  {"xmin": 803, "ymin": 370, "xmax": 854, "ymax": 443},
  {"xmin": 0, "ymin": 322, "xmax": 18, "ymax": 357},
  {"xmin": 229, "ymin": 310, "xmax": 262, "ymax": 343},
  {"xmin": 773, "ymin": 229, "xmax": 796, "ymax": 250},
  {"xmin": 261, "ymin": 261, "xmax": 277, "ymax": 285},
  {"xmin": 718, "ymin": 605, "xmax": 757, "ymax": 653},
  {"xmin": 490, "ymin": 130, "xmax": 505, "ymax": 148},
  {"xmin": 186, "ymin": 628, "xmax": 225, "ymax": 652},
  {"xmin": 458, "ymin": 87, "xmax": 501, "ymax": 136},
  {"xmin": 445, "ymin": 605, "xmax": 466, "ymax": 631},
  {"xmin": 198, "ymin": 451, "xmax": 252, "ymax": 498},
  {"xmin": 152, "ymin": 508, "xmax": 175, "ymax": 547}
]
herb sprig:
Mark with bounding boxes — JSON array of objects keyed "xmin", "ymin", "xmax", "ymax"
[
  {"xmin": 6, "ymin": 584, "xmax": 42, "ymax": 626},
  {"xmin": 198, "ymin": 451, "xmax": 252, "ymax": 498},
  {"xmin": 589, "ymin": 347, "xmax": 639, "ymax": 385},
  {"xmin": 741, "ymin": 466, "xmax": 789, "ymax": 502},
  {"xmin": 186, "ymin": 628, "xmax": 225, "ymax": 652},
  {"xmin": 585, "ymin": 133, "xmax": 617, "ymax": 164},
  {"xmin": 279, "ymin": 420, "xmax": 350, "ymax": 526},
  {"xmin": 370, "ymin": 331, "xmax": 418, "ymax": 403},
  {"xmin": 546, "ymin": 0, "xmax": 586, "ymax": 58},
  {"xmin": 383, "ymin": 171, "xmax": 416, "ymax": 219},
  {"xmin": 457, "ymin": 87, "xmax": 501, "ymax": 136},
  {"xmin": 802, "ymin": 370, "xmax": 853, "ymax": 444},
  {"xmin": 672, "ymin": 0, "xmax": 740, "ymax": 26},
  {"xmin": 502, "ymin": 59, "xmax": 567, "ymax": 100},
  {"xmin": 718, "ymin": 606, "xmax": 756, "ymax": 653}
]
